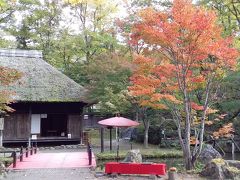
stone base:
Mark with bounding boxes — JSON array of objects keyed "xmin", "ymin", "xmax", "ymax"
[
  {"xmin": 122, "ymin": 149, "xmax": 142, "ymax": 163},
  {"xmin": 201, "ymin": 158, "xmax": 240, "ymax": 179}
]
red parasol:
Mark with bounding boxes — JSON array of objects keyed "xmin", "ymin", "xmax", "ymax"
[
  {"xmin": 98, "ymin": 116, "xmax": 140, "ymax": 159},
  {"xmin": 98, "ymin": 117, "xmax": 140, "ymax": 127}
]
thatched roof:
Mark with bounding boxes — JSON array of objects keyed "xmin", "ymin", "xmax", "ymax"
[{"xmin": 0, "ymin": 49, "xmax": 90, "ymax": 103}]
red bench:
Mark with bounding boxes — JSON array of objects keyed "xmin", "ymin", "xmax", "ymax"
[{"xmin": 105, "ymin": 162, "xmax": 166, "ymax": 176}]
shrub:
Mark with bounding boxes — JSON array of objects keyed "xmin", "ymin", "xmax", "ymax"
[{"xmin": 131, "ymin": 125, "xmax": 163, "ymax": 145}]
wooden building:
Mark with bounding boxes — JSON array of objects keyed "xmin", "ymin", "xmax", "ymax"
[{"xmin": 0, "ymin": 49, "xmax": 90, "ymax": 145}]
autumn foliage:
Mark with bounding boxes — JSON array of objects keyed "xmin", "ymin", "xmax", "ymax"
[
  {"xmin": 0, "ymin": 66, "xmax": 22, "ymax": 113},
  {"xmin": 128, "ymin": 0, "xmax": 239, "ymax": 170},
  {"xmin": 213, "ymin": 123, "xmax": 234, "ymax": 139},
  {"xmin": 129, "ymin": 0, "xmax": 238, "ymax": 109}
]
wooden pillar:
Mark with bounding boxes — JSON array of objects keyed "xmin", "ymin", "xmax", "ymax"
[
  {"xmin": 80, "ymin": 114, "xmax": 83, "ymax": 144},
  {"xmin": 110, "ymin": 127, "xmax": 112, "ymax": 151},
  {"xmin": 12, "ymin": 151, "xmax": 16, "ymax": 168},
  {"xmin": 28, "ymin": 105, "xmax": 32, "ymax": 139},
  {"xmin": 20, "ymin": 146, "xmax": 23, "ymax": 162}
]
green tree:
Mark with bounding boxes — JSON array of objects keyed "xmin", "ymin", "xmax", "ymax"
[
  {"xmin": 199, "ymin": 0, "xmax": 239, "ymax": 36},
  {"xmin": 66, "ymin": 0, "xmax": 118, "ymax": 62},
  {"xmin": 199, "ymin": 0, "xmax": 240, "ymax": 125},
  {"xmin": 84, "ymin": 52, "xmax": 132, "ymax": 115},
  {"xmin": 0, "ymin": 0, "xmax": 16, "ymax": 48},
  {"xmin": 7, "ymin": 0, "xmax": 63, "ymax": 58}
]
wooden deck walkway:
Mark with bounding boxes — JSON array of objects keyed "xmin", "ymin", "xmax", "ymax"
[{"xmin": 8, "ymin": 152, "xmax": 96, "ymax": 169}]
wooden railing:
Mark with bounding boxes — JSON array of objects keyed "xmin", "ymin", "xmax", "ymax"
[
  {"xmin": 12, "ymin": 143, "xmax": 38, "ymax": 168},
  {"xmin": 87, "ymin": 142, "xmax": 92, "ymax": 166}
]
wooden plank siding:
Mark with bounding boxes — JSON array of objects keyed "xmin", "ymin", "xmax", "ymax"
[
  {"xmin": 4, "ymin": 113, "xmax": 30, "ymax": 140},
  {"xmin": 3, "ymin": 102, "xmax": 85, "ymax": 142},
  {"xmin": 67, "ymin": 115, "xmax": 82, "ymax": 138}
]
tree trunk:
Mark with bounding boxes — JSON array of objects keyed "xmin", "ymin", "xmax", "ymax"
[
  {"xmin": 183, "ymin": 85, "xmax": 193, "ymax": 170},
  {"xmin": 139, "ymin": 107, "xmax": 149, "ymax": 148},
  {"xmin": 144, "ymin": 121, "xmax": 149, "ymax": 148},
  {"xmin": 176, "ymin": 117, "xmax": 194, "ymax": 170},
  {"xmin": 183, "ymin": 148, "xmax": 194, "ymax": 170},
  {"xmin": 135, "ymin": 105, "xmax": 139, "ymax": 122}
]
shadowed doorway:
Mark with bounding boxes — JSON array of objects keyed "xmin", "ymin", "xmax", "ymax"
[{"xmin": 41, "ymin": 114, "xmax": 67, "ymax": 137}]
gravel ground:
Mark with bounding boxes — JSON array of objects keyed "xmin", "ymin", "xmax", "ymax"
[
  {"xmin": 4, "ymin": 168, "xmax": 96, "ymax": 180},
  {"xmin": 4, "ymin": 168, "xmax": 205, "ymax": 180},
  {"xmin": 4, "ymin": 169, "xmax": 167, "ymax": 180},
  {"xmin": 2, "ymin": 146, "xmax": 204, "ymax": 180}
]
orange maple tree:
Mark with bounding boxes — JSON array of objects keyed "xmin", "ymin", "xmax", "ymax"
[
  {"xmin": 128, "ymin": 0, "xmax": 239, "ymax": 170},
  {"xmin": 0, "ymin": 66, "xmax": 22, "ymax": 114},
  {"xmin": 213, "ymin": 123, "xmax": 234, "ymax": 139}
]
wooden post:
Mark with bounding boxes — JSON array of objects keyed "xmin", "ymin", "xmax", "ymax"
[
  {"xmin": 168, "ymin": 171, "xmax": 176, "ymax": 180},
  {"xmin": 232, "ymin": 141, "xmax": 235, "ymax": 160},
  {"xmin": 12, "ymin": 151, "xmax": 16, "ymax": 168},
  {"xmin": 116, "ymin": 128, "xmax": 119, "ymax": 162},
  {"xmin": 168, "ymin": 168, "xmax": 177, "ymax": 180},
  {"xmin": 20, "ymin": 146, "xmax": 23, "ymax": 162},
  {"xmin": 30, "ymin": 144, "xmax": 33, "ymax": 155},
  {"xmin": 100, "ymin": 127, "xmax": 104, "ymax": 153},
  {"xmin": 26, "ymin": 147, "xmax": 28, "ymax": 158},
  {"xmin": 34, "ymin": 142, "xmax": 37, "ymax": 154},
  {"xmin": 88, "ymin": 143, "xmax": 92, "ymax": 166},
  {"xmin": 110, "ymin": 127, "xmax": 112, "ymax": 151}
]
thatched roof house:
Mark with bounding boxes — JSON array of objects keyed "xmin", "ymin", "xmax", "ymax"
[
  {"xmin": 0, "ymin": 49, "xmax": 89, "ymax": 103},
  {"xmin": 0, "ymin": 49, "xmax": 90, "ymax": 145}
]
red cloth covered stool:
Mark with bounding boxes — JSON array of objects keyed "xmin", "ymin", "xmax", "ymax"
[{"xmin": 105, "ymin": 162, "xmax": 166, "ymax": 175}]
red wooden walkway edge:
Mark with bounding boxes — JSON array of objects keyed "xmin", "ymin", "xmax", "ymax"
[
  {"xmin": 105, "ymin": 162, "xmax": 166, "ymax": 175},
  {"xmin": 8, "ymin": 152, "xmax": 96, "ymax": 169}
]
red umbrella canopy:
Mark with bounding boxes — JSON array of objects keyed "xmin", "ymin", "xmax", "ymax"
[{"xmin": 98, "ymin": 117, "xmax": 140, "ymax": 127}]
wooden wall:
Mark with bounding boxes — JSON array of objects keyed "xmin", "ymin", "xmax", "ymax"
[
  {"xmin": 68, "ymin": 115, "xmax": 82, "ymax": 138},
  {"xmin": 3, "ymin": 102, "xmax": 85, "ymax": 141},
  {"xmin": 3, "ymin": 113, "xmax": 30, "ymax": 140}
]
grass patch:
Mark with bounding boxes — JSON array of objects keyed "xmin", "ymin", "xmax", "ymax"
[
  {"xmin": 96, "ymin": 148, "xmax": 183, "ymax": 160},
  {"xmin": 85, "ymin": 128, "xmax": 111, "ymax": 146},
  {"xmin": 0, "ymin": 157, "xmax": 13, "ymax": 167},
  {"xmin": 86, "ymin": 128, "xmax": 111, "ymax": 139}
]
